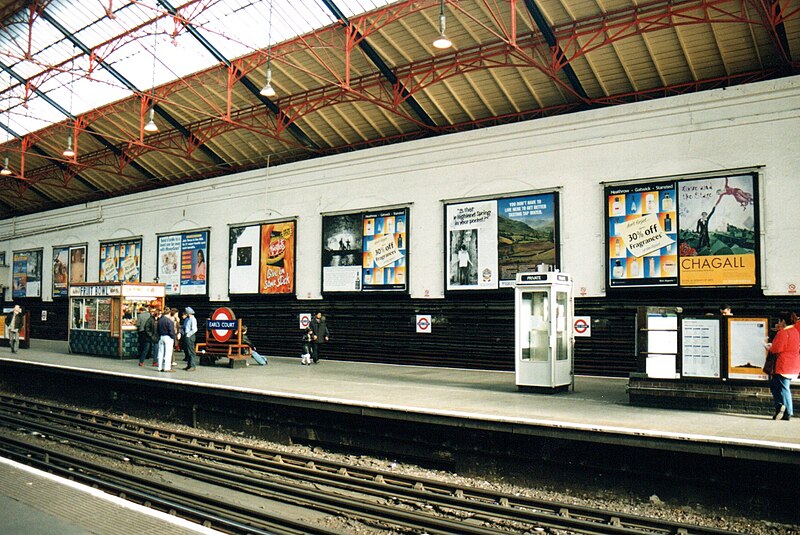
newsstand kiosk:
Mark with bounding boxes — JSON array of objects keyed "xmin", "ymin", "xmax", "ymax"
[
  {"xmin": 514, "ymin": 272, "xmax": 574, "ymax": 392},
  {"xmin": 68, "ymin": 282, "xmax": 166, "ymax": 358}
]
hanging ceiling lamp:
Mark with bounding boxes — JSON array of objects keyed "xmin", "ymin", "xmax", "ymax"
[
  {"xmin": 1, "ymin": 86, "xmax": 11, "ymax": 175},
  {"xmin": 433, "ymin": 0, "xmax": 452, "ymax": 49},
  {"xmin": 260, "ymin": 0, "xmax": 277, "ymax": 97},
  {"xmin": 63, "ymin": 53, "xmax": 77, "ymax": 158},
  {"xmin": 144, "ymin": 27, "xmax": 159, "ymax": 132},
  {"xmin": 63, "ymin": 130, "xmax": 75, "ymax": 157},
  {"xmin": 0, "ymin": 156, "xmax": 11, "ymax": 176}
]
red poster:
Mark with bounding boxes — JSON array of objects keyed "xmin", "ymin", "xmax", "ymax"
[{"xmin": 260, "ymin": 221, "xmax": 295, "ymax": 294}]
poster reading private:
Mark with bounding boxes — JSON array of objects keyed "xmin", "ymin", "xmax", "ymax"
[
  {"xmin": 446, "ymin": 200, "xmax": 498, "ymax": 290},
  {"xmin": 678, "ymin": 175, "xmax": 756, "ymax": 287},
  {"xmin": 260, "ymin": 221, "xmax": 295, "ymax": 294},
  {"xmin": 99, "ymin": 239, "xmax": 141, "ymax": 283},
  {"xmin": 362, "ymin": 208, "xmax": 407, "ymax": 291},
  {"xmin": 497, "ymin": 193, "xmax": 557, "ymax": 287},
  {"xmin": 12, "ymin": 250, "xmax": 42, "ymax": 298},
  {"xmin": 322, "ymin": 213, "xmax": 363, "ymax": 292},
  {"xmin": 606, "ymin": 182, "xmax": 676, "ymax": 287}
]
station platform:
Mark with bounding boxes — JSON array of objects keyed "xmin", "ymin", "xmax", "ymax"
[
  {"xmin": 0, "ymin": 456, "xmax": 221, "ymax": 535},
  {"xmin": 0, "ymin": 340, "xmax": 798, "ymax": 467}
]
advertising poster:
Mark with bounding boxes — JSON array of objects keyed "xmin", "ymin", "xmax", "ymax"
[
  {"xmin": 446, "ymin": 200, "xmax": 498, "ymax": 290},
  {"xmin": 180, "ymin": 231, "xmax": 208, "ymax": 295},
  {"xmin": 678, "ymin": 175, "xmax": 756, "ymax": 287},
  {"xmin": 69, "ymin": 246, "xmax": 86, "ymax": 284},
  {"xmin": 322, "ymin": 213, "xmax": 363, "ymax": 292},
  {"xmin": 727, "ymin": 317, "xmax": 769, "ymax": 380},
  {"xmin": 99, "ymin": 239, "xmax": 141, "ymax": 283},
  {"xmin": 681, "ymin": 318, "xmax": 720, "ymax": 378},
  {"xmin": 52, "ymin": 247, "xmax": 70, "ymax": 297},
  {"xmin": 362, "ymin": 208, "xmax": 407, "ymax": 291},
  {"xmin": 12, "ymin": 250, "xmax": 42, "ymax": 298},
  {"xmin": 607, "ymin": 182, "xmax": 677, "ymax": 287},
  {"xmin": 260, "ymin": 221, "xmax": 295, "ymax": 294},
  {"xmin": 157, "ymin": 235, "xmax": 182, "ymax": 294},
  {"xmin": 229, "ymin": 225, "xmax": 260, "ymax": 294},
  {"xmin": 497, "ymin": 193, "xmax": 557, "ymax": 287}
]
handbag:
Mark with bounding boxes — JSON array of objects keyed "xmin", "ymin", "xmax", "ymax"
[{"xmin": 762, "ymin": 354, "xmax": 777, "ymax": 375}]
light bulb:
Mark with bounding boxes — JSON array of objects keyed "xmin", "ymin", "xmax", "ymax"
[
  {"xmin": 144, "ymin": 108, "xmax": 158, "ymax": 132},
  {"xmin": 0, "ymin": 156, "xmax": 11, "ymax": 175},
  {"xmin": 260, "ymin": 67, "xmax": 276, "ymax": 97},
  {"xmin": 63, "ymin": 133, "xmax": 75, "ymax": 157},
  {"xmin": 433, "ymin": 14, "xmax": 451, "ymax": 49}
]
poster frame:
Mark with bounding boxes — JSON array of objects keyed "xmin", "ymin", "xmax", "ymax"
[
  {"xmin": 156, "ymin": 228, "xmax": 210, "ymax": 296},
  {"xmin": 98, "ymin": 238, "xmax": 143, "ymax": 283},
  {"xmin": 12, "ymin": 248, "xmax": 43, "ymax": 298},
  {"xmin": 52, "ymin": 243, "xmax": 88, "ymax": 298},
  {"xmin": 227, "ymin": 218, "xmax": 297, "ymax": 296},
  {"xmin": 680, "ymin": 316, "xmax": 721, "ymax": 378},
  {"xmin": 727, "ymin": 316, "xmax": 770, "ymax": 381},
  {"xmin": 604, "ymin": 170, "xmax": 760, "ymax": 291},
  {"xmin": 321, "ymin": 206, "xmax": 410, "ymax": 294},
  {"xmin": 442, "ymin": 189, "xmax": 561, "ymax": 293}
]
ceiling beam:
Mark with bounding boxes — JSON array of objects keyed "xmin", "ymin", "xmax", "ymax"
[
  {"xmin": 522, "ymin": 0, "xmax": 589, "ymax": 101},
  {"xmin": 320, "ymin": 0, "xmax": 437, "ymax": 128},
  {"xmin": 156, "ymin": 0, "xmax": 319, "ymax": 150},
  {"xmin": 40, "ymin": 10, "xmax": 229, "ymax": 169}
]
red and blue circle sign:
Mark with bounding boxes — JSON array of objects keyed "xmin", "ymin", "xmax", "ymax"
[
  {"xmin": 208, "ymin": 307, "xmax": 237, "ymax": 342},
  {"xmin": 416, "ymin": 314, "xmax": 431, "ymax": 333}
]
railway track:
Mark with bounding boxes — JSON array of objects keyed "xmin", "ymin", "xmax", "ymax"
[{"xmin": 0, "ymin": 394, "xmax": 741, "ymax": 534}]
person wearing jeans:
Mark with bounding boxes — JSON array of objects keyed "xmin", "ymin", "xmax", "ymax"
[
  {"xmin": 766, "ymin": 311, "xmax": 800, "ymax": 421},
  {"xmin": 182, "ymin": 307, "xmax": 198, "ymax": 371},
  {"xmin": 157, "ymin": 307, "xmax": 176, "ymax": 372}
]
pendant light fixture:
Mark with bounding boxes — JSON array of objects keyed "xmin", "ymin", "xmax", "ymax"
[
  {"xmin": 143, "ymin": 26, "xmax": 159, "ymax": 132},
  {"xmin": 433, "ymin": 0, "xmax": 452, "ymax": 49},
  {"xmin": 63, "ymin": 57, "xmax": 76, "ymax": 158},
  {"xmin": 1, "ymin": 84, "xmax": 12, "ymax": 175},
  {"xmin": 260, "ymin": 0, "xmax": 276, "ymax": 97}
]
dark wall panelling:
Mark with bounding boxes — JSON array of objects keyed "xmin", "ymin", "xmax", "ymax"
[{"xmin": 6, "ymin": 291, "xmax": 799, "ymax": 377}]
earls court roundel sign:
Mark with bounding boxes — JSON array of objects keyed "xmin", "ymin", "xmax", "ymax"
[{"xmin": 207, "ymin": 307, "xmax": 237, "ymax": 343}]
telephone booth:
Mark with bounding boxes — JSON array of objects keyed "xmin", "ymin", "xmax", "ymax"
[{"xmin": 514, "ymin": 272, "xmax": 574, "ymax": 391}]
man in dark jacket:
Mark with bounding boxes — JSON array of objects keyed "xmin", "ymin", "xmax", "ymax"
[
  {"xmin": 309, "ymin": 312, "xmax": 330, "ymax": 364},
  {"xmin": 136, "ymin": 306, "xmax": 153, "ymax": 367},
  {"xmin": 5, "ymin": 304, "xmax": 24, "ymax": 353},
  {"xmin": 156, "ymin": 308, "xmax": 176, "ymax": 372}
]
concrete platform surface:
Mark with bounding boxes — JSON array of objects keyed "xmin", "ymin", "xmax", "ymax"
[{"xmin": 1, "ymin": 340, "xmax": 797, "ymax": 455}]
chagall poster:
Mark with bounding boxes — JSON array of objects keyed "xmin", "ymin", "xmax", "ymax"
[
  {"xmin": 607, "ymin": 182, "xmax": 677, "ymax": 287},
  {"xmin": 99, "ymin": 239, "xmax": 141, "ymax": 283},
  {"xmin": 446, "ymin": 200, "xmax": 498, "ymax": 290},
  {"xmin": 229, "ymin": 221, "xmax": 295, "ymax": 295},
  {"xmin": 158, "ymin": 231, "xmax": 208, "ymax": 295},
  {"xmin": 497, "ymin": 193, "xmax": 558, "ymax": 287},
  {"xmin": 260, "ymin": 221, "xmax": 295, "ymax": 294},
  {"xmin": 12, "ymin": 250, "xmax": 42, "ymax": 298},
  {"xmin": 677, "ymin": 175, "xmax": 756, "ymax": 286}
]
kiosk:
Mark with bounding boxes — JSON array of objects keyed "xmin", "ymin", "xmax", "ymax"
[
  {"xmin": 68, "ymin": 282, "xmax": 165, "ymax": 358},
  {"xmin": 514, "ymin": 272, "xmax": 574, "ymax": 391}
]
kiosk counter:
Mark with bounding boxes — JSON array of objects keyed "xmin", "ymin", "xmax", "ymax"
[{"xmin": 68, "ymin": 282, "xmax": 166, "ymax": 358}]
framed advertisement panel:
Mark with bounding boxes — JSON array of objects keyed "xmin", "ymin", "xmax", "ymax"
[
  {"xmin": 158, "ymin": 230, "xmax": 209, "ymax": 296},
  {"xmin": 52, "ymin": 244, "xmax": 87, "ymax": 298},
  {"xmin": 727, "ymin": 317, "xmax": 769, "ymax": 380},
  {"xmin": 228, "ymin": 220, "xmax": 295, "ymax": 295},
  {"xmin": 12, "ymin": 249, "xmax": 42, "ymax": 298},
  {"xmin": 322, "ymin": 207, "xmax": 408, "ymax": 293},
  {"xmin": 606, "ymin": 172, "xmax": 758, "ymax": 289},
  {"xmin": 99, "ymin": 239, "xmax": 142, "ymax": 283},
  {"xmin": 445, "ymin": 192, "xmax": 559, "ymax": 291},
  {"xmin": 681, "ymin": 317, "xmax": 721, "ymax": 378}
]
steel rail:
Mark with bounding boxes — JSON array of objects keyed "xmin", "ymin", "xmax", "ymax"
[
  {"xmin": 0, "ymin": 395, "xmax": 741, "ymax": 535},
  {"xmin": 0, "ymin": 434, "xmax": 338, "ymax": 535}
]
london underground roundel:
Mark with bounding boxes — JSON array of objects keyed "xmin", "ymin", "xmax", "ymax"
[{"xmin": 209, "ymin": 307, "xmax": 237, "ymax": 343}]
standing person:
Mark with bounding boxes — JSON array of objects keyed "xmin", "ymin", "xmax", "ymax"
[
  {"xmin": 765, "ymin": 311, "xmax": 800, "ymax": 421},
  {"xmin": 5, "ymin": 304, "xmax": 24, "ymax": 353},
  {"xmin": 156, "ymin": 307, "xmax": 176, "ymax": 373},
  {"xmin": 136, "ymin": 306, "xmax": 153, "ymax": 367},
  {"xmin": 456, "ymin": 243, "xmax": 473, "ymax": 285},
  {"xmin": 309, "ymin": 312, "xmax": 330, "ymax": 364},
  {"xmin": 182, "ymin": 307, "xmax": 198, "ymax": 371},
  {"xmin": 170, "ymin": 308, "xmax": 182, "ymax": 355}
]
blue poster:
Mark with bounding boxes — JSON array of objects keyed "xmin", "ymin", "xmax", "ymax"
[{"xmin": 180, "ymin": 231, "xmax": 208, "ymax": 295}]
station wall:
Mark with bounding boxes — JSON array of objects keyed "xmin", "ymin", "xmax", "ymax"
[{"xmin": 2, "ymin": 76, "xmax": 799, "ymax": 375}]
